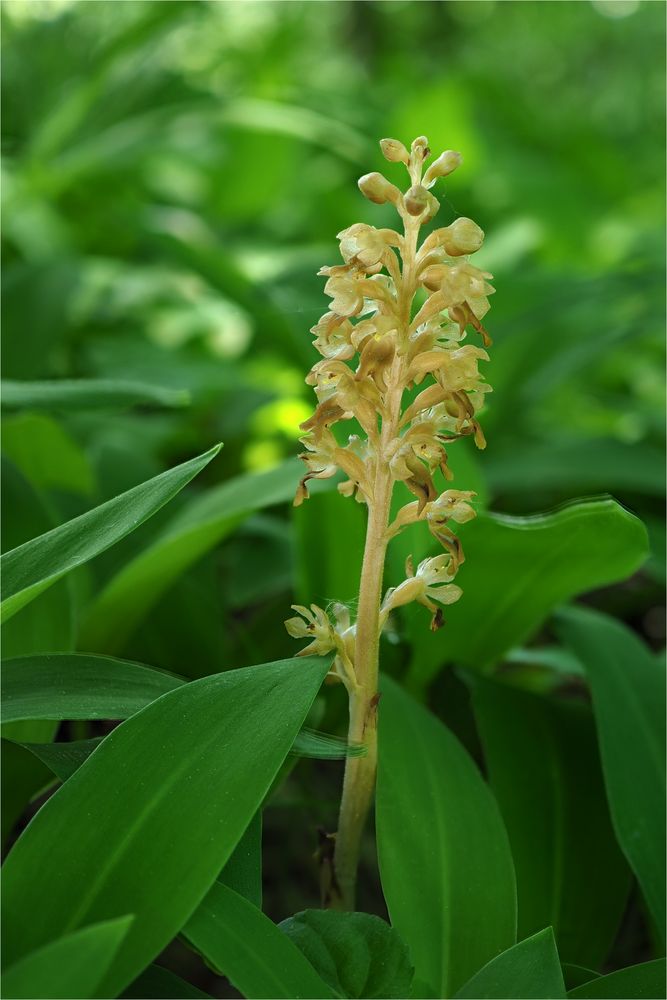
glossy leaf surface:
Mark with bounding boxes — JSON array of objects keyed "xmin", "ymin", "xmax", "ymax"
[
  {"xmin": 567, "ymin": 959, "xmax": 666, "ymax": 999},
  {"xmin": 376, "ymin": 676, "xmax": 517, "ymax": 997},
  {"xmin": 1, "ymin": 378, "xmax": 189, "ymax": 411},
  {"xmin": 1, "ymin": 653, "xmax": 183, "ymax": 723},
  {"xmin": 1, "ymin": 655, "xmax": 330, "ymax": 997},
  {"xmin": 184, "ymin": 881, "xmax": 335, "ymax": 999},
  {"xmin": 454, "ymin": 928, "xmax": 566, "ymax": 999},
  {"xmin": 407, "ymin": 499, "xmax": 648, "ymax": 686},
  {"xmin": 2, "ymin": 916, "xmax": 133, "ymax": 1000}
]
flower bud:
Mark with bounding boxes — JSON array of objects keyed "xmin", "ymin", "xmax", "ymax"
[
  {"xmin": 404, "ymin": 184, "xmax": 430, "ymax": 217},
  {"xmin": 443, "ymin": 217, "xmax": 484, "ymax": 256},
  {"xmin": 358, "ymin": 172, "xmax": 400, "ymax": 205},
  {"xmin": 411, "ymin": 136, "xmax": 430, "ymax": 159},
  {"xmin": 379, "ymin": 138, "xmax": 409, "ymax": 164},
  {"xmin": 423, "ymin": 150, "xmax": 462, "ymax": 188}
]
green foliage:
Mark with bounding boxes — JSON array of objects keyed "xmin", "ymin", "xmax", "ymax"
[
  {"xmin": 1, "ymin": 444, "xmax": 221, "ymax": 622},
  {"xmin": 556, "ymin": 607, "xmax": 667, "ymax": 942},
  {"xmin": 470, "ymin": 676, "xmax": 631, "ymax": 968},
  {"xmin": 376, "ymin": 677, "xmax": 517, "ymax": 997},
  {"xmin": 184, "ymin": 882, "xmax": 335, "ymax": 999},
  {"xmin": 2, "ymin": 917, "xmax": 134, "ymax": 1000},
  {"xmin": 279, "ymin": 909, "xmax": 414, "ymax": 999},
  {"xmin": 1, "ymin": 657, "xmax": 330, "ymax": 997},
  {"xmin": 453, "ymin": 928, "xmax": 566, "ymax": 1000},
  {"xmin": 1, "ymin": 2, "xmax": 664, "ymax": 997}
]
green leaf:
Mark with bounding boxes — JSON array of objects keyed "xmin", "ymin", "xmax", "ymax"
[
  {"xmin": 279, "ymin": 909, "xmax": 414, "ymax": 999},
  {"xmin": 0, "ymin": 444, "xmax": 221, "ymax": 623},
  {"xmin": 1, "ymin": 653, "xmax": 184, "ymax": 723},
  {"xmin": 567, "ymin": 959, "xmax": 666, "ymax": 999},
  {"xmin": 1, "ymin": 655, "xmax": 330, "ymax": 997},
  {"xmin": 453, "ymin": 928, "xmax": 566, "ymax": 999},
  {"xmin": 1, "ymin": 459, "xmax": 75, "ymax": 658},
  {"xmin": 81, "ymin": 459, "xmax": 301, "ymax": 653},
  {"xmin": 184, "ymin": 881, "xmax": 336, "ymax": 999},
  {"xmin": 2, "ymin": 916, "xmax": 133, "ymax": 1000},
  {"xmin": 121, "ymin": 965, "xmax": 211, "ymax": 999},
  {"xmin": 1, "ymin": 378, "xmax": 189, "ymax": 411},
  {"xmin": 376, "ymin": 676, "xmax": 517, "ymax": 998},
  {"xmin": 2, "ymin": 413, "xmax": 95, "ymax": 496},
  {"xmin": 470, "ymin": 676, "xmax": 631, "ymax": 968},
  {"xmin": 407, "ymin": 498, "xmax": 648, "ymax": 687},
  {"xmin": 556, "ymin": 606, "xmax": 667, "ymax": 942}
]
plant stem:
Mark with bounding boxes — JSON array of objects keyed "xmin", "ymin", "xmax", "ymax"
[{"xmin": 329, "ymin": 212, "xmax": 419, "ymax": 910}]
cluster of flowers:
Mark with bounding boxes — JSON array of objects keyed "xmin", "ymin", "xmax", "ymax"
[{"xmin": 285, "ymin": 136, "xmax": 493, "ymax": 686}]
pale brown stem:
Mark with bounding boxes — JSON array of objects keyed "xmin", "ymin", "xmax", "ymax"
[{"xmin": 329, "ymin": 206, "xmax": 421, "ymax": 910}]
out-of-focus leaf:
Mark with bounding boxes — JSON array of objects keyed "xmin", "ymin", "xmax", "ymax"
[
  {"xmin": 376, "ymin": 676, "xmax": 517, "ymax": 998},
  {"xmin": 81, "ymin": 459, "xmax": 301, "ymax": 653},
  {"xmin": 453, "ymin": 928, "xmax": 566, "ymax": 999},
  {"xmin": 556, "ymin": 606, "xmax": 666, "ymax": 941},
  {"xmin": 293, "ymin": 489, "xmax": 366, "ymax": 607},
  {"xmin": 2, "ymin": 413, "xmax": 95, "ymax": 496},
  {"xmin": 407, "ymin": 498, "xmax": 648, "ymax": 687},
  {"xmin": 470, "ymin": 676, "xmax": 630, "ymax": 969},
  {"xmin": 279, "ymin": 909, "xmax": 414, "ymax": 1000},
  {"xmin": 121, "ymin": 964, "xmax": 212, "ymax": 999},
  {"xmin": 1, "ymin": 653, "xmax": 183, "ymax": 723},
  {"xmin": 184, "ymin": 882, "xmax": 336, "ymax": 1000},
  {"xmin": 0, "ymin": 443, "xmax": 221, "ymax": 623},
  {"xmin": 1, "ymin": 379, "xmax": 189, "ymax": 411},
  {"xmin": 1, "ymin": 458, "xmax": 74, "ymax": 656},
  {"xmin": 2, "ymin": 916, "xmax": 133, "ymax": 1000},
  {"xmin": 567, "ymin": 959, "xmax": 666, "ymax": 999},
  {"xmin": 1, "ymin": 655, "xmax": 330, "ymax": 997},
  {"xmin": 485, "ymin": 439, "xmax": 665, "ymax": 499}
]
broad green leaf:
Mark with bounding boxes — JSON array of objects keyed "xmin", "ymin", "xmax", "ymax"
[
  {"xmin": 567, "ymin": 959, "xmax": 666, "ymax": 999},
  {"xmin": 122, "ymin": 965, "xmax": 212, "ymax": 999},
  {"xmin": 376, "ymin": 676, "xmax": 517, "ymax": 998},
  {"xmin": 1, "ymin": 653, "xmax": 183, "ymax": 723},
  {"xmin": 470, "ymin": 676, "xmax": 631, "ymax": 968},
  {"xmin": 1, "ymin": 655, "xmax": 330, "ymax": 997},
  {"xmin": 2, "ymin": 916, "xmax": 133, "ymax": 1000},
  {"xmin": 407, "ymin": 498, "xmax": 648, "ymax": 687},
  {"xmin": 1, "ymin": 378, "xmax": 189, "ymax": 411},
  {"xmin": 122, "ymin": 965, "xmax": 211, "ymax": 999},
  {"xmin": 279, "ymin": 909, "xmax": 414, "ymax": 999},
  {"xmin": 2, "ymin": 413, "xmax": 95, "ymax": 496},
  {"xmin": 81, "ymin": 459, "xmax": 301, "ymax": 653},
  {"xmin": 556, "ymin": 606, "xmax": 667, "ymax": 941},
  {"xmin": 453, "ymin": 928, "xmax": 566, "ymax": 999},
  {"xmin": 0, "ymin": 444, "xmax": 221, "ymax": 623},
  {"xmin": 184, "ymin": 881, "xmax": 335, "ymax": 999},
  {"xmin": 293, "ymin": 488, "xmax": 366, "ymax": 607}
]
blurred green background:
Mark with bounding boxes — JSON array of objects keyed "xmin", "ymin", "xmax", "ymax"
[{"xmin": 1, "ymin": 0, "xmax": 665, "ymax": 982}]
